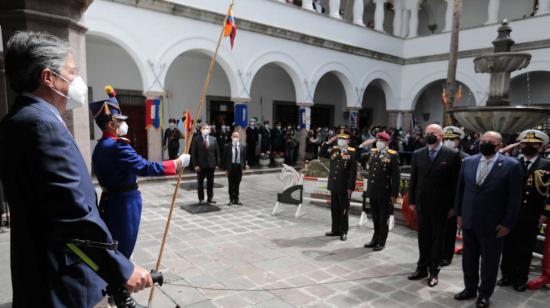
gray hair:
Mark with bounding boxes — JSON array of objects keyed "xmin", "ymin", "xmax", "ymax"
[{"xmin": 5, "ymin": 31, "xmax": 71, "ymax": 94}]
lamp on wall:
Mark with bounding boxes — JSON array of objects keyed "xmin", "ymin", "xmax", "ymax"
[
  {"xmin": 428, "ymin": 24, "xmax": 437, "ymax": 33},
  {"xmin": 422, "ymin": 113, "xmax": 430, "ymax": 121}
]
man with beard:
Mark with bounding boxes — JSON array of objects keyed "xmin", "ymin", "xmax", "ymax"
[{"xmin": 408, "ymin": 124, "xmax": 461, "ymax": 287}]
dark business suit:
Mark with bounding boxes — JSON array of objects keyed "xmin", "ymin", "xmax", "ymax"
[
  {"xmin": 455, "ymin": 153, "xmax": 522, "ymax": 297},
  {"xmin": 500, "ymin": 156, "xmax": 550, "ymax": 285},
  {"xmin": 223, "ymin": 143, "xmax": 247, "ymax": 203},
  {"xmin": 0, "ymin": 96, "xmax": 133, "ymax": 307},
  {"xmin": 191, "ymin": 134, "xmax": 220, "ymax": 202},
  {"xmin": 409, "ymin": 145, "xmax": 461, "ymax": 274}
]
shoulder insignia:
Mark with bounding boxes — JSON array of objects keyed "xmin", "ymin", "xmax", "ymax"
[
  {"xmin": 370, "ymin": 148, "xmax": 379, "ymax": 152},
  {"xmin": 387, "ymin": 149, "xmax": 397, "ymax": 155},
  {"xmin": 117, "ymin": 137, "xmax": 131, "ymax": 144},
  {"xmin": 333, "ymin": 146, "xmax": 340, "ymax": 149},
  {"xmin": 348, "ymin": 147, "xmax": 355, "ymax": 152}
]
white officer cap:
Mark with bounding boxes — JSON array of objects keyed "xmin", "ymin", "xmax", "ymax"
[
  {"xmin": 443, "ymin": 126, "xmax": 465, "ymax": 140},
  {"xmin": 518, "ymin": 129, "xmax": 549, "ymax": 145}
]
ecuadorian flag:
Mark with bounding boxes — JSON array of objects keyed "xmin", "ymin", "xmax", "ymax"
[{"xmin": 224, "ymin": 8, "xmax": 237, "ymax": 49}]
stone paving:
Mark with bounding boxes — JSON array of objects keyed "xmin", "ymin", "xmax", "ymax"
[{"xmin": 0, "ymin": 173, "xmax": 549, "ymax": 307}]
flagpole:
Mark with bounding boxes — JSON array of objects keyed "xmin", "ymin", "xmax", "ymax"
[{"xmin": 147, "ymin": 1, "xmax": 235, "ymax": 306}]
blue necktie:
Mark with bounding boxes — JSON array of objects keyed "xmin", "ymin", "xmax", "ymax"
[{"xmin": 429, "ymin": 149, "xmax": 436, "ymax": 162}]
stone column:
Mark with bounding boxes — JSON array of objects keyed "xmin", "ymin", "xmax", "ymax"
[
  {"xmin": 392, "ymin": 2, "xmax": 403, "ymax": 36},
  {"xmin": 296, "ymin": 102, "xmax": 313, "ymax": 168},
  {"xmin": 401, "ymin": 111, "xmax": 413, "ymax": 132},
  {"xmin": 538, "ymin": 0, "xmax": 550, "ymax": 14},
  {"xmin": 373, "ymin": 0, "xmax": 385, "ymax": 31},
  {"xmin": 443, "ymin": 0, "xmax": 454, "ymax": 32},
  {"xmin": 408, "ymin": 7, "xmax": 420, "ymax": 37},
  {"xmin": 0, "ymin": 0, "xmax": 94, "ymax": 170},
  {"xmin": 353, "ymin": 0, "xmax": 365, "ymax": 26},
  {"xmin": 386, "ymin": 111, "xmax": 399, "ymax": 128},
  {"xmin": 329, "ymin": 0, "xmax": 341, "ymax": 19},
  {"xmin": 302, "ymin": 0, "xmax": 314, "ymax": 11},
  {"xmin": 485, "ymin": 0, "xmax": 501, "ymax": 24},
  {"xmin": 401, "ymin": 9, "xmax": 410, "ymax": 38}
]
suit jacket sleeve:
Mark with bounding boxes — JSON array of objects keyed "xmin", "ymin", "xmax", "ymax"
[
  {"xmin": 319, "ymin": 142, "xmax": 332, "ymax": 159},
  {"xmin": 191, "ymin": 137, "xmax": 198, "ymax": 168},
  {"xmin": 409, "ymin": 151, "xmax": 418, "ymax": 204},
  {"xmin": 449, "ymin": 152, "xmax": 461, "ymax": 211},
  {"xmin": 348, "ymin": 155, "xmax": 358, "ymax": 191},
  {"xmin": 33, "ymin": 121, "xmax": 133, "ymax": 286},
  {"xmin": 391, "ymin": 155, "xmax": 401, "ymax": 198},
  {"xmin": 502, "ymin": 161, "xmax": 523, "ymax": 229},
  {"xmin": 215, "ymin": 138, "xmax": 221, "ymax": 167},
  {"xmin": 115, "ymin": 142, "xmax": 174, "ymax": 176},
  {"xmin": 454, "ymin": 161, "xmax": 466, "ymax": 217}
]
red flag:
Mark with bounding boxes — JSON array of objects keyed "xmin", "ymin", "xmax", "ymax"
[{"xmin": 224, "ymin": 8, "xmax": 237, "ymax": 49}]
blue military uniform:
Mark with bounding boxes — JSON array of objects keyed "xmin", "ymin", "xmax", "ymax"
[{"xmin": 90, "ymin": 86, "xmax": 178, "ymax": 258}]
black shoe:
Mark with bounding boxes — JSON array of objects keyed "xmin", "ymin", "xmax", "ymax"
[
  {"xmin": 207, "ymin": 199, "xmax": 216, "ymax": 204},
  {"xmin": 454, "ymin": 289, "xmax": 477, "ymax": 301},
  {"xmin": 198, "ymin": 200, "xmax": 205, "ymax": 205},
  {"xmin": 227, "ymin": 201, "xmax": 233, "ymax": 206},
  {"xmin": 340, "ymin": 233, "xmax": 347, "ymax": 241},
  {"xmin": 476, "ymin": 296, "xmax": 490, "ymax": 308},
  {"xmin": 113, "ymin": 288, "xmax": 146, "ymax": 308},
  {"xmin": 497, "ymin": 277, "xmax": 513, "ymax": 287},
  {"xmin": 439, "ymin": 259, "xmax": 452, "ymax": 267},
  {"xmin": 428, "ymin": 274, "xmax": 438, "ymax": 287},
  {"xmin": 325, "ymin": 231, "xmax": 340, "ymax": 237},
  {"xmin": 408, "ymin": 269, "xmax": 428, "ymax": 280},
  {"xmin": 364, "ymin": 240, "xmax": 377, "ymax": 248},
  {"xmin": 372, "ymin": 244, "xmax": 385, "ymax": 251},
  {"xmin": 513, "ymin": 282, "xmax": 528, "ymax": 292},
  {"xmin": 234, "ymin": 201, "xmax": 243, "ymax": 206}
]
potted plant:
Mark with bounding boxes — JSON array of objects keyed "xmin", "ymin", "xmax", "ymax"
[
  {"xmin": 274, "ymin": 152, "xmax": 285, "ymax": 166},
  {"xmin": 259, "ymin": 152, "xmax": 270, "ymax": 168}
]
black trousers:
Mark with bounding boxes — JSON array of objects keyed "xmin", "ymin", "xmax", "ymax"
[
  {"xmin": 370, "ymin": 197, "xmax": 391, "ymax": 246},
  {"xmin": 462, "ymin": 227, "xmax": 503, "ymax": 297},
  {"xmin": 197, "ymin": 167, "xmax": 215, "ymax": 201},
  {"xmin": 500, "ymin": 219, "xmax": 539, "ymax": 284},
  {"xmin": 330, "ymin": 191, "xmax": 349, "ymax": 235},
  {"xmin": 228, "ymin": 164, "xmax": 243, "ymax": 202},
  {"xmin": 416, "ymin": 207, "xmax": 447, "ymax": 274},
  {"xmin": 168, "ymin": 144, "xmax": 179, "ymax": 160},
  {"xmin": 247, "ymin": 143, "xmax": 257, "ymax": 166},
  {"xmin": 442, "ymin": 216, "xmax": 458, "ymax": 262}
]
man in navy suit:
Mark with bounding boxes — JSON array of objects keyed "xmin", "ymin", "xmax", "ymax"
[
  {"xmin": 191, "ymin": 123, "xmax": 221, "ymax": 204},
  {"xmin": 0, "ymin": 31, "xmax": 152, "ymax": 307},
  {"xmin": 454, "ymin": 131, "xmax": 522, "ymax": 308}
]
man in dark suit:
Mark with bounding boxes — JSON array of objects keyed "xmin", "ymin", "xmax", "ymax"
[
  {"xmin": 0, "ymin": 31, "xmax": 151, "ymax": 307},
  {"xmin": 246, "ymin": 119, "xmax": 259, "ymax": 166},
  {"xmin": 498, "ymin": 129, "xmax": 550, "ymax": 292},
  {"xmin": 271, "ymin": 122, "xmax": 285, "ymax": 154},
  {"xmin": 454, "ymin": 131, "xmax": 522, "ymax": 308},
  {"xmin": 223, "ymin": 131, "xmax": 247, "ymax": 205},
  {"xmin": 408, "ymin": 124, "xmax": 461, "ymax": 287},
  {"xmin": 191, "ymin": 123, "xmax": 221, "ymax": 204}
]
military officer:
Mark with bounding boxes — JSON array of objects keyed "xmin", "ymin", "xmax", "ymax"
[
  {"xmin": 441, "ymin": 126, "xmax": 469, "ymax": 266},
  {"xmin": 361, "ymin": 132, "xmax": 400, "ymax": 251},
  {"xmin": 320, "ymin": 131, "xmax": 358, "ymax": 241},
  {"xmin": 498, "ymin": 129, "xmax": 550, "ymax": 292},
  {"xmin": 90, "ymin": 86, "xmax": 190, "ymax": 259}
]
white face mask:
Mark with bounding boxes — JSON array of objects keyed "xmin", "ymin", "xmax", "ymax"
[
  {"xmin": 265, "ymin": 125, "xmax": 269, "ymax": 129},
  {"xmin": 444, "ymin": 140, "xmax": 457, "ymax": 149},
  {"xmin": 232, "ymin": 137, "xmax": 239, "ymax": 145},
  {"xmin": 50, "ymin": 72, "xmax": 88, "ymax": 110},
  {"xmin": 118, "ymin": 121, "xmax": 129, "ymax": 136},
  {"xmin": 202, "ymin": 129, "xmax": 210, "ymax": 136},
  {"xmin": 337, "ymin": 139, "xmax": 348, "ymax": 148},
  {"xmin": 169, "ymin": 123, "xmax": 175, "ymax": 129},
  {"xmin": 376, "ymin": 141, "xmax": 387, "ymax": 151}
]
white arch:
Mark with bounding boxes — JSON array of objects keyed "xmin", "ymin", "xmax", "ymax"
[
  {"xmin": 407, "ymin": 70, "xmax": 483, "ymax": 110},
  {"xmin": 310, "ymin": 62, "xmax": 356, "ymax": 108},
  {"xmin": 511, "ymin": 60, "xmax": 550, "ymax": 78},
  {"xmin": 360, "ymin": 70, "xmax": 398, "ymax": 108},
  {"xmin": 157, "ymin": 36, "xmax": 239, "ymax": 98},
  {"xmin": 86, "ymin": 18, "xmax": 150, "ymax": 92},
  {"xmin": 245, "ymin": 51, "xmax": 307, "ymax": 103}
]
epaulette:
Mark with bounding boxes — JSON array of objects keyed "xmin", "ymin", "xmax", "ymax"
[
  {"xmin": 117, "ymin": 137, "xmax": 131, "ymax": 144},
  {"xmin": 333, "ymin": 146, "xmax": 340, "ymax": 149},
  {"xmin": 387, "ymin": 149, "xmax": 397, "ymax": 155},
  {"xmin": 348, "ymin": 147, "xmax": 355, "ymax": 152},
  {"xmin": 370, "ymin": 148, "xmax": 379, "ymax": 152}
]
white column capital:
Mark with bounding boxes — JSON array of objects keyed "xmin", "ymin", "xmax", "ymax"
[
  {"xmin": 232, "ymin": 97, "xmax": 251, "ymax": 104},
  {"xmin": 297, "ymin": 101, "xmax": 314, "ymax": 107},
  {"xmin": 353, "ymin": 0, "xmax": 365, "ymax": 26},
  {"xmin": 302, "ymin": 0, "xmax": 314, "ymax": 11},
  {"xmin": 373, "ymin": 0, "xmax": 385, "ymax": 32},
  {"xmin": 329, "ymin": 0, "xmax": 342, "ymax": 19}
]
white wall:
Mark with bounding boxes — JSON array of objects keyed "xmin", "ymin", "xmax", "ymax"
[{"xmin": 249, "ymin": 64, "xmax": 296, "ymax": 123}]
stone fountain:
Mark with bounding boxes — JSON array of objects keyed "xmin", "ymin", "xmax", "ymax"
[{"xmin": 450, "ymin": 21, "xmax": 550, "ymax": 133}]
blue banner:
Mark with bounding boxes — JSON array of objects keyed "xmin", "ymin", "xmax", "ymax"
[
  {"xmin": 234, "ymin": 103, "xmax": 248, "ymax": 128},
  {"xmin": 349, "ymin": 110, "xmax": 358, "ymax": 129}
]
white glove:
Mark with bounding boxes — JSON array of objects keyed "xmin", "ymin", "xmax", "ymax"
[
  {"xmin": 178, "ymin": 154, "xmax": 191, "ymax": 168},
  {"xmin": 388, "ymin": 215, "xmax": 395, "ymax": 231}
]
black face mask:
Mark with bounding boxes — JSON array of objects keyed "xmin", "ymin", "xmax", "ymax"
[
  {"xmin": 479, "ymin": 142, "xmax": 497, "ymax": 156},
  {"xmin": 522, "ymin": 144, "xmax": 539, "ymax": 156},
  {"xmin": 424, "ymin": 134, "xmax": 438, "ymax": 145}
]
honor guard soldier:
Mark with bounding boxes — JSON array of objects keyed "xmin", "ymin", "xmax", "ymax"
[
  {"xmin": 91, "ymin": 87, "xmax": 190, "ymax": 307},
  {"xmin": 498, "ymin": 129, "xmax": 550, "ymax": 292},
  {"xmin": 441, "ymin": 126, "xmax": 469, "ymax": 266},
  {"xmin": 320, "ymin": 131, "xmax": 358, "ymax": 241},
  {"xmin": 361, "ymin": 132, "xmax": 400, "ymax": 251}
]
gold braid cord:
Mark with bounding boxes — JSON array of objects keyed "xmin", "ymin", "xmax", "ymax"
[{"xmin": 534, "ymin": 170, "xmax": 550, "ymax": 198}]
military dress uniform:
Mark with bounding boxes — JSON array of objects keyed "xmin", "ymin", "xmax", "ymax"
[
  {"xmin": 363, "ymin": 142, "xmax": 400, "ymax": 249},
  {"xmin": 499, "ymin": 130, "xmax": 550, "ymax": 290},
  {"xmin": 90, "ymin": 86, "xmax": 180, "ymax": 259},
  {"xmin": 320, "ymin": 133, "xmax": 357, "ymax": 240}
]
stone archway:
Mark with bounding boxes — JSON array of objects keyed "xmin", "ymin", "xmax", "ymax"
[
  {"xmin": 361, "ymin": 79, "xmax": 390, "ymax": 129},
  {"xmin": 313, "ymin": 72, "xmax": 347, "ymax": 128}
]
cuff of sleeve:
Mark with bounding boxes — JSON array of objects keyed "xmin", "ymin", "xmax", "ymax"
[{"xmin": 163, "ymin": 160, "xmax": 177, "ymax": 175}]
